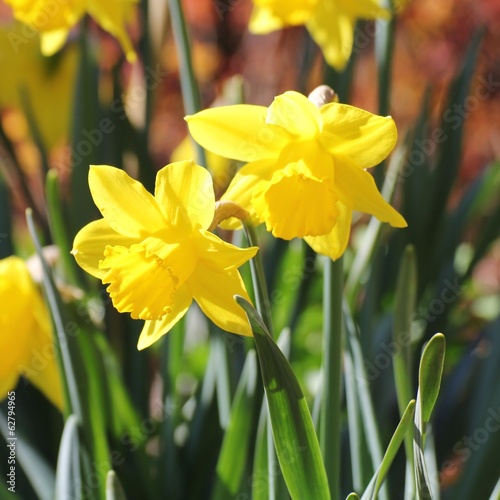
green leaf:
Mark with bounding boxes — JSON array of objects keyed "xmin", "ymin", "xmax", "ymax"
[
  {"xmin": 0, "ymin": 412, "xmax": 55, "ymax": 500},
  {"xmin": 236, "ymin": 296, "xmax": 330, "ymax": 500},
  {"xmin": 252, "ymin": 401, "xmax": 270, "ymax": 500},
  {"xmin": 212, "ymin": 351, "xmax": 259, "ymax": 499},
  {"xmin": 361, "ymin": 400, "xmax": 416, "ymax": 500},
  {"xmin": 414, "ymin": 333, "xmax": 446, "ymax": 500},
  {"xmin": 418, "ymin": 334, "xmax": 446, "ymax": 430},
  {"xmin": 393, "ymin": 245, "xmax": 417, "ymax": 498},
  {"xmin": 346, "ymin": 494, "xmax": 361, "ymax": 500},
  {"xmin": 105, "ymin": 471, "xmax": 127, "ymax": 500},
  {"xmin": 55, "ymin": 415, "xmax": 81, "ymax": 500}
]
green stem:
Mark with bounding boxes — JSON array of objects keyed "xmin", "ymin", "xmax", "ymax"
[
  {"xmin": 167, "ymin": 0, "xmax": 206, "ymax": 167},
  {"xmin": 242, "ymin": 221, "xmax": 274, "ymax": 336},
  {"xmin": 320, "ymin": 257, "xmax": 343, "ymax": 500},
  {"xmin": 374, "ymin": 0, "xmax": 397, "ymax": 187}
]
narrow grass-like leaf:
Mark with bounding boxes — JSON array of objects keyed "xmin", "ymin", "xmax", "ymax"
[
  {"xmin": 418, "ymin": 334, "xmax": 446, "ymax": 431},
  {"xmin": 236, "ymin": 296, "xmax": 330, "ymax": 500},
  {"xmin": 361, "ymin": 400, "xmax": 416, "ymax": 500},
  {"xmin": 321, "ymin": 257, "xmax": 343, "ymax": 500},
  {"xmin": 414, "ymin": 333, "xmax": 446, "ymax": 500},
  {"xmin": 252, "ymin": 400, "xmax": 270, "ymax": 500},
  {"xmin": 393, "ymin": 245, "xmax": 417, "ymax": 498},
  {"xmin": 212, "ymin": 351, "xmax": 258, "ymax": 499},
  {"xmin": 0, "ymin": 412, "xmax": 55, "ymax": 500},
  {"xmin": 167, "ymin": 0, "xmax": 206, "ymax": 166},
  {"xmin": 345, "ymin": 140, "xmax": 407, "ymax": 304},
  {"xmin": 55, "ymin": 415, "xmax": 81, "ymax": 500},
  {"xmin": 343, "ymin": 301, "xmax": 386, "ymax": 495},
  {"xmin": 27, "ymin": 209, "xmax": 111, "ymax": 499},
  {"xmin": 105, "ymin": 471, "xmax": 127, "ymax": 500}
]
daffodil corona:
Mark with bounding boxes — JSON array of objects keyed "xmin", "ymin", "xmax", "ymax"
[
  {"xmin": 249, "ymin": 0, "xmax": 389, "ymax": 69},
  {"xmin": 5, "ymin": 0, "xmax": 137, "ymax": 61},
  {"xmin": 186, "ymin": 89, "xmax": 406, "ymax": 260},
  {"xmin": 72, "ymin": 161, "xmax": 258, "ymax": 350},
  {"xmin": 0, "ymin": 256, "xmax": 62, "ymax": 408}
]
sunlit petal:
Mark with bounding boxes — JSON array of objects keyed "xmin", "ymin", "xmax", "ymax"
[
  {"xmin": 266, "ymin": 91, "xmax": 322, "ymax": 137},
  {"xmin": 89, "ymin": 165, "xmax": 166, "ymax": 238},
  {"xmin": 186, "ymin": 105, "xmax": 291, "ymax": 162},
  {"xmin": 335, "ymin": 156, "xmax": 407, "ymax": 227},
  {"xmin": 197, "ymin": 230, "xmax": 258, "ymax": 271},
  {"xmin": 155, "ymin": 161, "xmax": 214, "ymax": 232},
  {"xmin": 189, "ymin": 266, "xmax": 253, "ymax": 336},
  {"xmin": 320, "ymin": 103, "xmax": 397, "ymax": 168}
]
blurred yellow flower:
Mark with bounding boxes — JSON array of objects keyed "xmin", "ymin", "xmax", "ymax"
[
  {"xmin": 0, "ymin": 256, "xmax": 62, "ymax": 408},
  {"xmin": 249, "ymin": 0, "xmax": 389, "ymax": 69},
  {"xmin": 4, "ymin": 0, "xmax": 137, "ymax": 61},
  {"xmin": 186, "ymin": 89, "xmax": 406, "ymax": 260},
  {"xmin": 72, "ymin": 161, "xmax": 258, "ymax": 350},
  {"xmin": 0, "ymin": 24, "xmax": 78, "ymax": 150}
]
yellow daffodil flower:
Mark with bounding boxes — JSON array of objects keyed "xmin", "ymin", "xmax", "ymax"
[
  {"xmin": 249, "ymin": 0, "xmax": 389, "ymax": 69},
  {"xmin": 0, "ymin": 256, "xmax": 62, "ymax": 408},
  {"xmin": 0, "ymin": 25, "xmax": 78, "ymax": 149},
  {"xmin": 71, "ymin": 161, "xmax": 258, "ymax": 350},
  {"xmin": 4, "ymin": 0, "xmax": 137, "ymax": 61},
  {"xmin": 186, "ymin": 89, "xmax": 406, "ymax": 260}
]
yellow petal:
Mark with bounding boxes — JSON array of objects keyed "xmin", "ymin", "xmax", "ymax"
[
  {"xmin": 99, "ymin": 244, "xmax": 178, "ymax": 320},
  {"xmin": 320, "ymin": 103, "xmax": 397, "ymax": 168},
  {"xmin": 0, "ymin": 256, "xmax": 62, "ymax": 408},
  {"xmin": 252, "ymin": 160, "xmax": 338, "ymax": 239},
  {"xmin": 137, "ymin": 285, "xmax": 193, "ymax": 350},
  {"xmin": 335, "ymin": 156, "xmax": 407, "ymax": 227},
  {"xmin": 154, "ymin": 161, "xmax": 215, "ymax": 232},
  {"xmin": 196, "ymin": 230, "xmax": 258, "ymax": 271},
  {"xmin": 4, "ymin": 1, "xmax": 83, "ymax": 31},
  {"xmin": 220, "ymin": 158, "xmax": 275, "ymax": 230},
  {"xmin": 250, "ymin": 0, "xmax": 317, "ymax": 32},
  {"xmin": 0, "ymin": 373, "xmax": 18, "ymax": 402},
  {"xmin": 186, "ymin": 105, "xmax": 290, "ymax": 163},
  {"xmin": 305, "ymin": 202, "xmax": 352, "ymax": 260},
  {"xmin": 87, "ymin": 0, "xmax": 137, "ymax": 62},
  {"xmin": 188, "ymin": 266, "xmax": 253, "ymax": 336},
  {"xmin": 0, "ymin": 257, "xmax": 40, "ymax": 376},
  {"xmin": 23, "ymin": 345, "xmax": 64, "ymax": 410},
  {"xmin": 249, "ymin": 5, "xmax": 287, "ymax": 33},
  {"xmin": 339, "ymin": 0, "xmax": 389, "ymax": 20},
  {"xmin": 89, "ymin": 165, "xmax": 165, "ymax": 238},
  {"xmin": 307, "ymin": 4, "xmax": 355, "ymax": 70},
  {"xmin": 266, "ymin": 91, "xmax": 322, "ymax": 137},
  {"xmin": 72, "ymin": 219, "xmax": 139, "ymax": 280},
  {"xmin": 40, "ymin": 29, "xmax": 69, "ymax": 56}
]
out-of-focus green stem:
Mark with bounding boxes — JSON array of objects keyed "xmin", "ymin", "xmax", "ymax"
[
  {"xmin": 375, "ymin": 0, "xmax": 397, "ymax": 187},
  {"xmin": 243, "ymin": 221, "xmax": 274, "ymax": 336},
  {"xmin": 167, "ymin": 0, "xmax": 206, "ymax": 167},
  {"xmin": 320, "ymin": 257, "xmax": 343, "ymax": 500}
]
